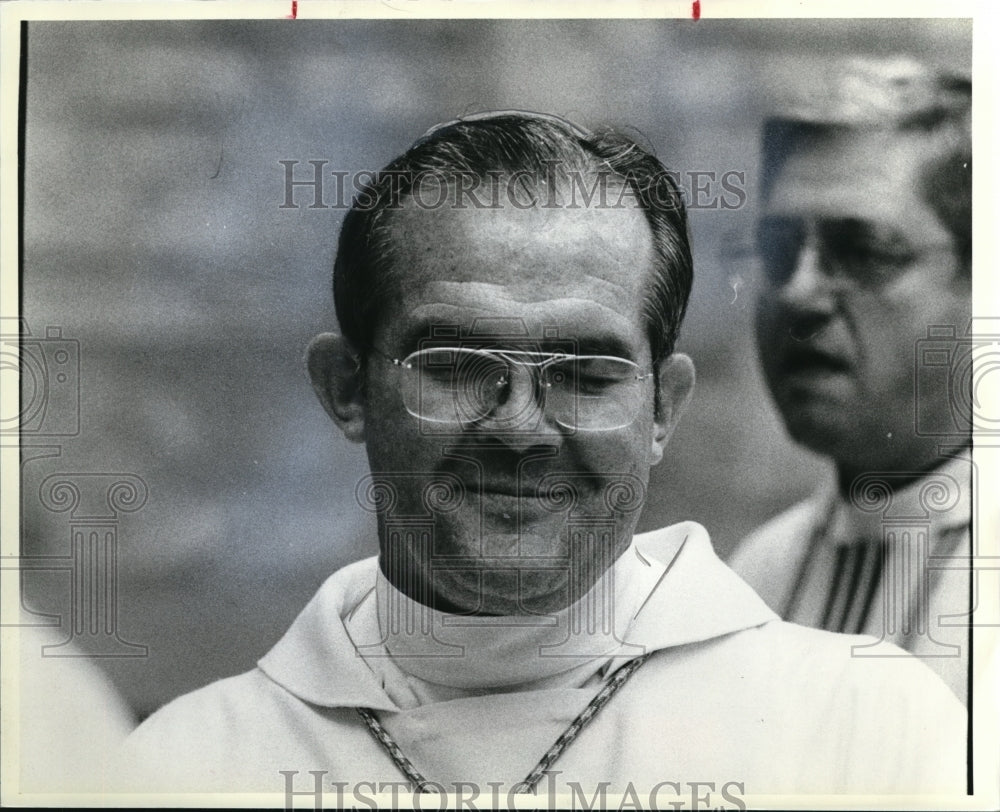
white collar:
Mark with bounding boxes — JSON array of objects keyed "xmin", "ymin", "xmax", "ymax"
[
  {"xmin": 822, "ymin": 451, "xmax": 972, "ymax": 546},
  {"xmin": 369, "ymin": 538, "xmax": 662, "ymax": 689},
  {"xmin": 257, "ymin": 522, "xmax": 778, "ymax": 710}
]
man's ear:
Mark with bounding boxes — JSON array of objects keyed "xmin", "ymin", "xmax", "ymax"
[
  {"xmin": 650, "ymin": 352, "xmax": 695, "ymax": 466},
  {"xmin": 306, "ymin": 332, "xmax": 367, "ymax": 444}
]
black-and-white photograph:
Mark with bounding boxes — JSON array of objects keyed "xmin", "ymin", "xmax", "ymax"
[{"xmin": 2, "ymin": 2, "xmax": 996, "ymax": 808}]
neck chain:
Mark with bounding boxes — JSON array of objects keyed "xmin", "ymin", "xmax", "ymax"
[{"xmin": 356, "ymin": 651, "xmax": 651, "ymax": 793}]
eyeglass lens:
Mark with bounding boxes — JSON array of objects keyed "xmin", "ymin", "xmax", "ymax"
[
  {"xmin": 400, "ymin": 348, "xmax": 642, "ymax": 430},
  {"xmin": 757, "ymin": 216, "xmax": 928, "ymax": 288}
]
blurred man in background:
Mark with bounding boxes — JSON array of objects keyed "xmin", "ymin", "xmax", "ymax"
[
  {"xmin": 730, "ymin": 59, "xmax": 972, "ymax": 703},
  {"xmin": 122, "ymin": 111, "xmax": 964, "ymax": 797}
]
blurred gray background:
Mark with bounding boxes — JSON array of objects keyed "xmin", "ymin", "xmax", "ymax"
[{"xmin": 17, "ymin": 17, "xmax": 971, "ymax": 720}]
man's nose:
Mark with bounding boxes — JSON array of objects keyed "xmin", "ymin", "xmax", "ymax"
[
  {"xmin": 776, "ymin": 236, "xmax": 837, "ymax": 315},
  {"xmin": 475, "ymin": 363, "xmax": 563, "ymax": 447}
]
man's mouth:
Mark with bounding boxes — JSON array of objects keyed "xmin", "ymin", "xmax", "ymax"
[
  {"xmin": 780, "ymin": 345, "xmax": 851, "ymax": 375},
  {"xmin": 440, "ymin": 447, "xmax": 601, "ymax": 508},
  {"xmin": 471, "ymin": 486, "xmax": 556, "ymax": 526},
  {"xmin": 469, "ymin": 478, "xmax": 546, "ymax": 499}
]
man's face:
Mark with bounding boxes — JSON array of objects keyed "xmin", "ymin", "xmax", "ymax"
[
  {"xmin": 755, "ymin": 131, "xmax": 970, "ymax": 476},
  {"xmin": 359, "ymin": 190, "xmax": 670, "ymax": 614}
]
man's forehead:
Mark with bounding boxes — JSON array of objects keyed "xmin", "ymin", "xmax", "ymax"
[
  {"xmin": 765, "ymin": 130, "xmax": 942, "ymax": 229},
  {"xmin": 369, "ymin": 192, "xmax": 657, "ymax": 355},
  {"xmin": 381, "ymin": 191, "xmax": 655, "ymax": 291},
  {"xmin": 402, "ymin": 289, "xmax": 640, "ymax": 343}
]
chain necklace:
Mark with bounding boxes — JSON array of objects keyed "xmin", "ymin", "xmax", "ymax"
[{"xmin": 356, "ymin": 651, "xmax": 651, "ymax": 794}]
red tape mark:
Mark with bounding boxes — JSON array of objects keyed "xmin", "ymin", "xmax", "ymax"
[
  {"xmin": 692, "ymin": 0, "xmax": 701, "ymax": 20},
  {"xmin": 287, "ymin": 0, "xmax": 298, "ymax": 19}
]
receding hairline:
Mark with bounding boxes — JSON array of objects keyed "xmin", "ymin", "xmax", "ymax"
[
  {"xmin": 362, "ymin": 177, "xmax": 659, "ymax": 340},
  {"xmin": 333, "ymin": 112, "xmax": 694, "ymax": 372}
]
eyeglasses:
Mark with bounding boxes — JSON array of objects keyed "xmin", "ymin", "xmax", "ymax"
[
  {"xmin": 372, "ymin": 346, "xmax": 653, "ymax": 431},
  {"xmin": 756, "ymin": 217, "xmax": 955, "ymax": 289}
]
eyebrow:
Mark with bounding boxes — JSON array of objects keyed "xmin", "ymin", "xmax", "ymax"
[
  {"xmin": 566, "ymin": 335, "xmax": 636, "ymax": 359},
  {"xmin": 391, "ymin": 320, "xmax": 637, "ymax": 360},
  {"xmin": 756, "ymin": 215, "xmax": 803, "ymax": 241},
  {"xmin": 817, "ymin": 218, "xmax": 911, "ymax": 247},
  {"xmin": 394, "ymin": 320, "xmax": 464, "ymax": 354},
  {"xmin": 758, "ymin": 215, "xmax": 909, "ymax": 244}
]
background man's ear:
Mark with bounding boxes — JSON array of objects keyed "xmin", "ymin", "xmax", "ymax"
[
  {"xmin": 650, "ymin": 352, "xmax": 696, "ymax": 466},
  {"xmin": 306, "ymin": 333, "xmax": 367, "ymax": 443}
]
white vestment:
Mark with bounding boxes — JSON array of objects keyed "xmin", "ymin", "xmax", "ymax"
[
  {"xmin": 730, "ymin": 454, "xmax": 972, "ymax": 703},
  {"xmin": 121, "ymin": 522, "xmax": 965, "ymax": 798}
]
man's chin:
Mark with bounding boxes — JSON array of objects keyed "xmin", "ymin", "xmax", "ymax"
[
  {"xmin": 427, "ymin": 564, "xmax": 574, "ymax": 616},
  {"xmin": 783, "ymin": 409, "xmax": 865, "ymax": 459},
  {"xmin": 465, "ymin": 530, "xmax": 571, "ymax": 561},
  {"xmin": 430, "ymin": 497, "xmax": 571, "ymax": 555}
]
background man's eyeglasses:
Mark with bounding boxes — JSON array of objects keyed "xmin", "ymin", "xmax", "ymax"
[
  {"xmin": 757, "ymin": 217, "xmax": 955, "ymax": 289},
  {"xmin": 372, "ymin": 347, "xmax": 653, "ymax": 431}
]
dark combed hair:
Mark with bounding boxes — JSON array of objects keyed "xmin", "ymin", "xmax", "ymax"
[
  {"xmin": 333, "ymin": 111, "xmax": 693, "ymax": 363},
  {"xmin": 760, "ymin": 59, "xmax": 971, "ymax": 270}
]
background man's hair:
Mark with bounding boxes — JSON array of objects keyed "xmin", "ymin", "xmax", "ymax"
[
  {"xmin": 332, "ymin": 111, "xmax": 693, "ymax": 363},
  {"xmin": 760, "ymin": 58, "xmax": 971, "ymax": 268}
]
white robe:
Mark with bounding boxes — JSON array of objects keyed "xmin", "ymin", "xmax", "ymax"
[
  {"xmin": 729, "ymin": 453, "xmax": 972, "ymax": 703},
  {"xmin": 120, "ymin": 522, "xmax": 965, "ymax": 798}
]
